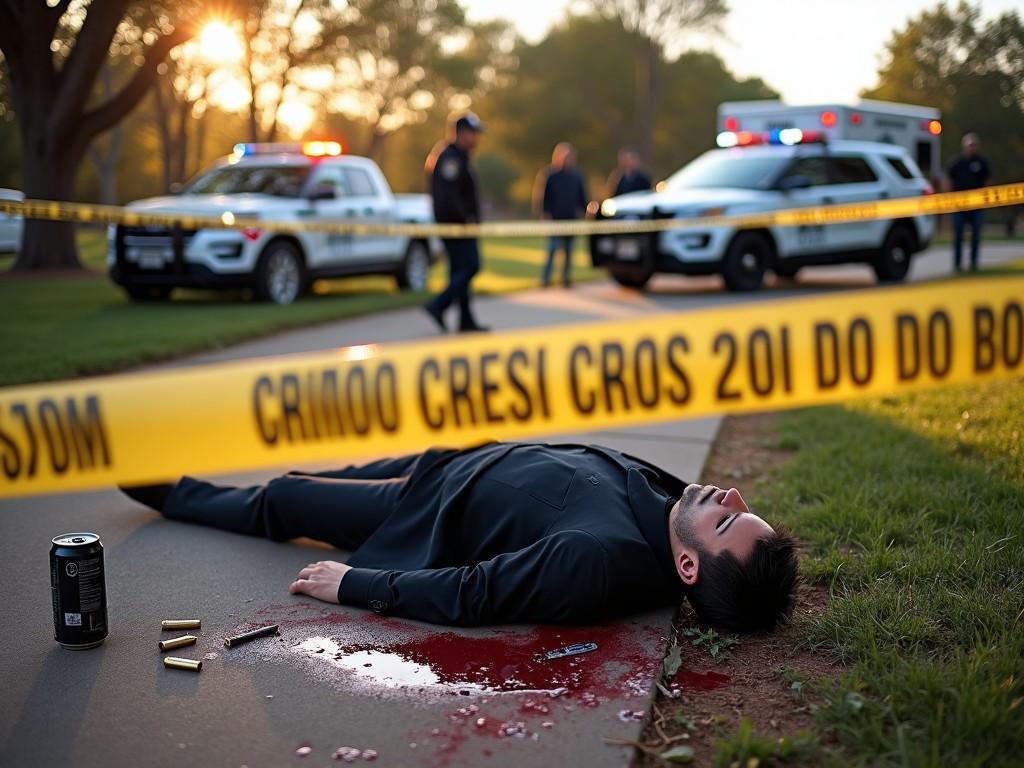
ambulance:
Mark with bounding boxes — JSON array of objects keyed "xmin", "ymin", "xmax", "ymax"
[{"xmin": 717, "ymin": 100, "xmax": 943, "ymax": 180}]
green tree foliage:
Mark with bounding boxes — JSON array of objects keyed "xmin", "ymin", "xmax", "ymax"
[
  {"xmin": 862, "ymin": 1, "xmax": 1024, "ymax": 185},
  {"xmin": 589, "ymin": 0, "xmax": 728, "ymax": 164},
  {"xmin": 484, "ymin": 13, "xmax": 775, "ymax": 210}
]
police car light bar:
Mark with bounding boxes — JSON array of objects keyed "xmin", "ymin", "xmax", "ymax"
[
  {"xmin": 716, "ymin": 129, "xmax": 827, "ymax": 149},
  {"xmin": 231, "ymin": 141, "xmax": 344, "ymax": 158}
]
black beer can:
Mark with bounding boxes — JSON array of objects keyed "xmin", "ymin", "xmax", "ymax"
[{"xmin": 50, "ymin": 533, "xmax": 108, "ymax": 649}]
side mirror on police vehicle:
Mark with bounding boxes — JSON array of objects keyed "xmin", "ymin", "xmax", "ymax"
[
  {"xmin": 169, "ymin": 182, "xmax": 183, "ymax": 195},
  {"xmin": 778, "ymin": 175, "xmax": 811, "ymax": 192},
  {"xmin": 308, "ymin": 183, "xmax": 336, "ymax": 201}
]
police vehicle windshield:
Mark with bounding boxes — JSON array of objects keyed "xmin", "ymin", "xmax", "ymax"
[
  {"xmin": 665, "ymin": 152, "xmax": 788, "ymax": 192},
  {"xmin": 185, "ymin": 165, "xmax": 311, "ymax": 197}
]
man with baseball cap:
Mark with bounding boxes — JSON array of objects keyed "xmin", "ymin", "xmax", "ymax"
[{"xmin": 424, "ymin": 113, "xmax": 488, "ymax": 333}]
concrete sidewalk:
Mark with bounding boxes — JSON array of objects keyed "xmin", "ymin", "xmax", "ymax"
[{"xmin": 0, "ymin": 288, "xmax": 719, "ymax": 768}]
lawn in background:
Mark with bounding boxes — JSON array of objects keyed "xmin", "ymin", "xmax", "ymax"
[
  {"xmin": 0, "ymin": 231, "xmax": 600, "ymax": 387},
  {"xmin": 745, "ymin": 380, "xmax": 1023, "ymax": 765}
]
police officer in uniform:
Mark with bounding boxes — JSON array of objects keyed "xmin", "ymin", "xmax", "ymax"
[
  {"xmin": 424, "ymin": 113, "xmax": 488, "ymax": 333},
  {"xmin": 946, "ymin": 133, "xmax": 992, "ymax": 272}
]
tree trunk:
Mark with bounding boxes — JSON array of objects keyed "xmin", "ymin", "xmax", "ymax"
[
  {"xmin": 173, "ymin": 97, "xmax": 189, "ymax": 186},
  {"xmin": 633, "ymin": 35, "xmax": 659, "ymax": 166},
  {"xmin": 89, "ymin": 67, "xmax": 123, "ymax": 204},
  {"xmin": 13, "ymin": 140, "xmax": 85, "ymax": 271},
  {"xmin": 365, "ymin": 129, "xmax": 387, "ymax": 160}
]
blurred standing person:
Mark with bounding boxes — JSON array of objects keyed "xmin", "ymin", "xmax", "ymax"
[
  {"xmin": 946, "ymin": 133, "xmax": 991, "ymax": 272},
  {"xmin": 424, "ymin": 113, "xmax": 488, "ymax": 333},
  {"xmin": 607, "ymin": 147, "xmax": 653, "ymax": 198},
  {"xmin": 535, "ymin": 143, "xmax": 587, "ymax": 288}
]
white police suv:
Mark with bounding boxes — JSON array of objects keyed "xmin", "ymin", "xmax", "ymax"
[
  {"xmin": 109, "ymin": 142, "xmax": 440, "ymax": 304},
  {"xmin": 591, "ymin": 130, "xmax": 935, "ymax": 291}
]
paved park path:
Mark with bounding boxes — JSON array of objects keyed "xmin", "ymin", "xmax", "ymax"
[{"xmin": 0, "ymin": 243, "xmax": 1020, "ymax": 768}]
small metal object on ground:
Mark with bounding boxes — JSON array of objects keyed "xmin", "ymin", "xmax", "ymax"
[
  {"xmin": 534, "ymin": 642, "xmax": 599, "ymax": 661},
  {"xmin": 224, "ymin": 624, "xmax": 279, "ymax": 648},
  {"xmin": 161, "ymin": 619, "xmax": 201, "ymax": 630},
  {"xmin": 50, "ymin": 533, "xmax": 108, "ymax": 650},
  {"xmin": 163, "ymin": 657, "xmax": 202, "ymax": 672},
  {"xmin": 159, "ymin": 635, "xmax": 197, "ymax": 652}
]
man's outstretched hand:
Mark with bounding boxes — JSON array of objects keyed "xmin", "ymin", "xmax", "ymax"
[{"xmin": 289, "ymin": 561, "xmax": 352, "ymax": 604}]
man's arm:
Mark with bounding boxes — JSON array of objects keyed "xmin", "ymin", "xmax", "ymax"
[{"xmin": 306, "ymin": 530, "xmax": 609, "ymax": 626}]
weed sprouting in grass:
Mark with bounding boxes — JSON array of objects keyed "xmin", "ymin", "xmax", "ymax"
[
  {"xmin": 712, "ymin": 718, "xmax": 817, "ymax": 766},
  {"xmin": 681, "ymin": 627, "xmax": 739, "ymax": 664}
]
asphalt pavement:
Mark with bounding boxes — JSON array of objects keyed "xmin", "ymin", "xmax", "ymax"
[{"xmin": 0, "ymin": 242, "xmax": 1020, "ymax": 768}]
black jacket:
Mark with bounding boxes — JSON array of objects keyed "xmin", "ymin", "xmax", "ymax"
[
  {"xmin": 947, "ymin": 154, "xmax": 991, "ymax": 191},
  {"xmin": 541, "ymin": 167, "xmax": 588, "ymax": 220},
  {"xmin": 336, "ymin": 442, "xmax": 686, "ymax": 626},
  {"xmin": 428, "ymin": 142, "xmax": 480, "ymax": 224},
  {"xmin": 611, "ymin": 169, "xmax": 653, "ymax": 197}
]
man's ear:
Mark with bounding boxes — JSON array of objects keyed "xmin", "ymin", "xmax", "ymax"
[{"xmin": 676, "ymin": 547, "xmax": 699, "ymax": 587}]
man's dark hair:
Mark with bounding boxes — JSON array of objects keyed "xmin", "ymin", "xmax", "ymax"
[{"xmin": 686, "ymin": 525, "xmax": 799, "ymax": 633}]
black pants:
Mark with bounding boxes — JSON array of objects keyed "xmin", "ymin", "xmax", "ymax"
[
  {"xmin": 426, "ymin": 237, "xmax": 480, "ymax": 328},
  {"xmin": 163, "ymin": 454, "xmax": 418, "ymax": 550},
  {"xmin": 952, "ymin": 209, "xmax": 983, "ymax": 270}
]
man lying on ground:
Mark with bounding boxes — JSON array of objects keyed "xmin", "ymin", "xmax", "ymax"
[{"xmin": 121, "ymin": 441, "xmax": 798, "ymax": 631}]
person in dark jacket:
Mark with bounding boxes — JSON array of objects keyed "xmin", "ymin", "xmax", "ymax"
[
  {"xmin": 607, "ymin": 148, "xmax": 652, "ymax": 198},
  {"xmin": 535, "ymin": 143, "xmax": 588, "ymax": 288},
  {"xmin": 120, "ymin": 442, "xmax": 798, "ymax": 632},
  {"xmin": 945, "ymin": 133, "xmax": 991, "ymax": 272},
  {"xmin": 424, "ymin": 113, "xmax": 488, "ymax": 333}
]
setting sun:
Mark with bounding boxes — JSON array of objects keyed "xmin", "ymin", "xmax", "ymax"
[{"xmin": 198, "ymin": 20, "xmax": 244, "ymax": 64}]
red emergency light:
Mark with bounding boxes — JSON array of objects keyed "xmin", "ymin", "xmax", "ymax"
[
  {"xmin": 723, "ymin": 116, "xmax": 739, "ymax": 132},
  {"xmin": 819, "ymin": 110, "xmax": 838, "ymax": 128}
]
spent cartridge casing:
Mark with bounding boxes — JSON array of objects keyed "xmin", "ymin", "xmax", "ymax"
[
  {"xmin": 161, "ymin": 620, "xmax": 201, "ymax": 630},
  {"xmin": 163, "ymin": 657, "xmax": 202, "ymax": 672},
  {"xmin": 224, "ymin": 624, "xmax": 279, "ymax": 648},
  {"xmin": 158, "ymin": 635, "xmax": 198, "ymax": 652}
]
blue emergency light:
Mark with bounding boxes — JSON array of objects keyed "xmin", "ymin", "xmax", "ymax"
[
  {"xmin": 231, "ymin": 141, "xmax": 343, "ymax": 158},
  {"xmin": 716, "ymin": 129, "xmax": 827, "ymax": 149}
]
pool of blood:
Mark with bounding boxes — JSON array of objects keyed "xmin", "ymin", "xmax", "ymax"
[
  {"xmin": 290, "ymin": 620, "xmax": 662, "ymax": 698},
  {"xmin": 250, "ymin": 603, "xmax": 666, "ymax": 700},
  {"xmin": 242, "ymin": 604, "xmax": 729, "ymax": 767},
  {"xmin": 672, "ymin": 667, "xmax": 731, "ymax": 691}
]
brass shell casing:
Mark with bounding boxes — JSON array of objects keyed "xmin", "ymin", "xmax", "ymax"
[
  {"xmin": 163, "ymin": 657, "xmax": 202, "ymax": 672},
  {"xmin": 159, "ymin": 635, "xmax": 198, "ymax": 652},
  {"xmin": 161, "ymin": 620, "xmax": 201, "ymax": 630}
]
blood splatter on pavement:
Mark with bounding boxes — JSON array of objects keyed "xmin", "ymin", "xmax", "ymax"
[{"xmin": 228, "ymin": 603, "xmax": 720, "ymax": 766}]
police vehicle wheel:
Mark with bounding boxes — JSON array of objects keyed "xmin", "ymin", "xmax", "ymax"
[
  {"xmin": 874, "ymin": 225, "xmax": 914, "ymax": 283},
  {"xmin": 124, "ymin": 284, "xmax": 172, "ymax": 302},
  {"xmin": 255, "ymin": 241, "xmax": 305, "ymax": 304},
  {"xmin": 395, "ymin": 240, "xmax": 430, "ymax": 291},
  {"xmin": 722, "ymin": 232, "xmax": 770, "ymax": 291},
  {"xmin": 609, "ymin": 265, "xmax": 653, "ymax": 289}
]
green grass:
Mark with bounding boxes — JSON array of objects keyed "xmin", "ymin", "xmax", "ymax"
[
  {"xmin": 740, "ymin": 380, "xmax": 1024, "ymax": 766},
  {"xmin": 0, "ymin": 232, "xmax": 601, "ymax": 387}
]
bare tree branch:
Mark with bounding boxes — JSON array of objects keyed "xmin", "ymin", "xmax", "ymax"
[
  {"xmin": 50, "ymin": 0, "xmax": 132, "ymax": 132},
  {"xmin": 79, "ymin": 25, "xmax": 193, "ymax": 142}
]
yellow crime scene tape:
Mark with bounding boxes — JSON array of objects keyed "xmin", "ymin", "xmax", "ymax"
[
  {"xmin": 1, "ymin": 277, "xmax": 1022, "ymax": 498},
  {"xmin": 1, "ymin": 182, "xmax": 1023, "ymax": 238}
]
